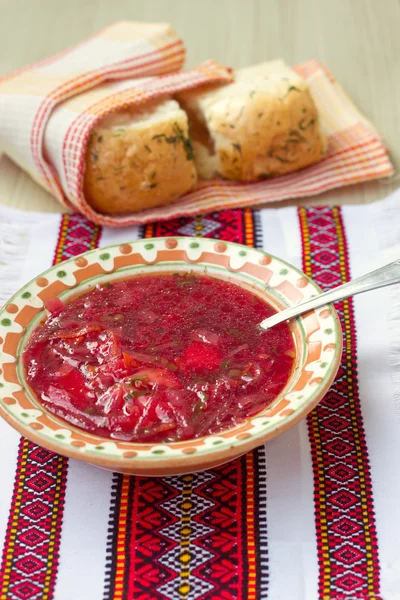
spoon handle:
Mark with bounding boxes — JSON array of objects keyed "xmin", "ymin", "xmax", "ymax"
[{"xmin": 259, "ymin": 258, "xmax": 400, "ymax": 330}]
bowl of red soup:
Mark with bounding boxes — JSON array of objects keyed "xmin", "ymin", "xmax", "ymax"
[{"xmin": 0, "ymin": 237, "xmax": 341, "ymax": 476}]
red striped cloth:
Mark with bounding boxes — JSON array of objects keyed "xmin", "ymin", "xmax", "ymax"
[{"xmin": 0, "ymin": 23, "xmax": 394, "ymax": 227}]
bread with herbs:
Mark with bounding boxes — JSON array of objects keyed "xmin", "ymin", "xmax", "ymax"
[
  {"xmin": 177, "ymin": 60, "xmax": 326, "ymax": 181},
  {"xmin": 84, "ymin": 99, "xmax": 197, "ymax": 214}
]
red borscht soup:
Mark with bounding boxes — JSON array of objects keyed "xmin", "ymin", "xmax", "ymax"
[{"xmin": 23, "ymin": 274, "xmax": 295, "ymax": 442}]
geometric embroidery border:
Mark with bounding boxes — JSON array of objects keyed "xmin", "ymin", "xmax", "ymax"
[
  {"xmin": 0, "ymin": 214, "xmax": 101, "ymax": 600},
  {"xmin": 103, "ymin": 208, "xmax": 268, "ymax": 600},
  {"xmin": 299, "ymin": 206, "xmax": 380, "ymax": 598}
]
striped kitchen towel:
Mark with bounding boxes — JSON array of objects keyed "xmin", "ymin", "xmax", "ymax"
[{"xmin": 0, "ymin": 22, "xmax": 394, "ymax": 227}]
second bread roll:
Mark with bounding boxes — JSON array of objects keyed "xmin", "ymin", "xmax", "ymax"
[
  {"xmin": 84, "ymin": 99, "xmax": 197, "ymax": 214},
  {"xmin": 178, "ymin": 60, "xmax": 326, "ymax": 182}
]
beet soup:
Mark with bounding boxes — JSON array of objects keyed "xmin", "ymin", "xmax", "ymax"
[{"xmin": 23, "ymin": 273, "xmax": 295, "ymax": 442}]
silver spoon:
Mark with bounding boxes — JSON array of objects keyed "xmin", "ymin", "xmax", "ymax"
[{"xmin": 259, "ymin": 258, "xmax": 400, "ymax": 330}]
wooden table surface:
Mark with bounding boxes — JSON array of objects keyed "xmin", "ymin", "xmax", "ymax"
[{"xmin": 0, "ymin": 0, "xmax": 399, "ymax": 214}]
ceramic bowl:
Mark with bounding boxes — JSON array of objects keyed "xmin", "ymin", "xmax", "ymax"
[{"xmin": 0, "ymin": 237, "xmax": 342, "ymax": 476}]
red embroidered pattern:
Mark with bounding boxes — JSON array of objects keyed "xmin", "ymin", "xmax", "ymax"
[
  {"xmin": 299, "ymin": 206, "xmax": 380, "ymax": 598},
  {"xmin": 104, "ymin": 451, "xmax": 268, "ymax": 600},
  {"xmin": 104, "ymin": 208, "xmax": 268, "ymax": 600},
  {"xmin": 0, "ymin": 214, "xmax": 101, "ymax": 600},
  {"xmin": 142, "ymin": 208, "xmax": 259, "ymax": 247},
  {"xmin": 0, "ymin": 205, "xmax": 380, "ymax": 599}
]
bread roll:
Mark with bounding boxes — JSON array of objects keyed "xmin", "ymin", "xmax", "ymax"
[
  {"xmin": 84, "ymin": 99, "xmax": 197, "ymax": 214},
  {"xmin": 178, "ymin": 60, "xmax": 326, "ymax": 181}
]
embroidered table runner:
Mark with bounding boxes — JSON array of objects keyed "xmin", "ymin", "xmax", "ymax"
[{"xmin": 0, "ymin": 191, "xmax": 400, "ymax": 599}]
